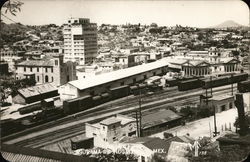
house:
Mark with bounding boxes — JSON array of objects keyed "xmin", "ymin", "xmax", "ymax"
[
  {"xmin": 119, "ymin": 136, "xmax": 192, "ymax": 162},
  {"xmin": 200, "ymin": 94, "xmax": 235, "ymax": 113},
  {"xmin": 85, "ymin": 114, "xmax": 137, "ymax": 148},
  {"xmin": 1, "ymin": 143, "xmax": 96, "ymax": 162},
  {"xmin": 142, "ymin": 109, "xmax": 183, "ymax": 136},
  {"xmin": 15, "ymin": 54, "xmax": 77, "ymax": 86},
  {"xmin": 12, "ymin": 83, "xmax": 59, "ymax": 104}
]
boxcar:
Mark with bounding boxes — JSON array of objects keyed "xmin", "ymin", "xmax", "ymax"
[
  {"xmin": 229, "ymin": 73, "xmax": 248, "ymax": 84},
  {"xmin": 202, "ymin": 76, "xmax": 229, "ymax": 89},
  {"xmin": 92, "ymin": 95, "xmax": 102, "ymax": 106},
  {"xmin": 63, "ymin": 98, "xmax": 80, "ymax": 114},
  {"xmin": 238, "ymin": 80, "xmax": 250, "ymax": 93},
  {"xmin": 78, "ymin": 95, "xmax": 93, "ymax": 111},
  {"xmin": 166, "ymin": 78, "xmax": 178, "ymax": 87},
  {"xmin": 178, "ymin": 79, "xmax": 202, "ymax": 91},
  {"xmin": 110, "ymin": 85, "xmax": 130, "ymax": 100}
]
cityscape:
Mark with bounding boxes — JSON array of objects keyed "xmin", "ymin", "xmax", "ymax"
[{"xmin": 0, "ymin": 0, "xmax": 250, "ymax": 162}]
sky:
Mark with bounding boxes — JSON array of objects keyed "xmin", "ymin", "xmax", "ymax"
[{"xmin": 1, "ymin": 0, "xmax": 249, "ymax": 28}]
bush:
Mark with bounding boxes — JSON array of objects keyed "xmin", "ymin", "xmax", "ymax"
[{"xmin": 163, "ymin": 132, "xmax": 174, "ymax": 139}]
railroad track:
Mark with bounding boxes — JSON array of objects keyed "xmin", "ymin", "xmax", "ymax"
[{"xmin": 5, "ymin": 86, "xmax": 237, "ymax": 148}]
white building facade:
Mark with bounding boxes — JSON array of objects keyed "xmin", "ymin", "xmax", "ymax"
[{"xmin": 63, "ymin": 18, "xmax": 98, "ymax": 65}]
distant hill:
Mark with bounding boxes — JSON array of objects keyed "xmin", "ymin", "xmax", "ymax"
[{"xmin": 210, "ymin": 20, "xmax": 246, "ymax": 29}]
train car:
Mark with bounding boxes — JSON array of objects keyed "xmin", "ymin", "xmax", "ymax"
[
  {"xmin": 238, "ymin": 80, "xmax": 250, "ymax": 93},
  {"xmin": 130, "ymin": 84, "xmax": 147, "ymax": 95},
  {"xmin": 217, "ymin": 72, "xmax": 235, "ymax": 77},
  {"xmin": 63, "ymin": 98, "xmax": 80, "ymax": 114},
  {"xmin": 202, "ymin": 76, "xmax": 229, "ymax": 89},
  {"xmin": 101, "ymin": 92, "xmax": 111, "ymax": 103},
  {"xmin": 229, "ymin": 73, "xmax": 248, "ymax": 84},
  {"xmin": 92, "ymin": 95, "xmax": 102, "ymax": 107},
  {"xmin": 178, "ymin": 79, "xmax": 202, "ymax": 91},
  {"xmin": 78, "ymin": 95, "xmax": 93, "ymax": 111},
  {"xmin": 165, "ymin": 78, "xmax": 178, "ymax": 87},
  {"xmin": 110, "ymin": 85, "xmax": 130, "ymax": 100},
  {"xmin": 18, "ymin": 103, "xmax": 42, "ymax": 115}
]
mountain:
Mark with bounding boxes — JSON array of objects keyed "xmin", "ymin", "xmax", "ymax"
[{"xmin": 211, "ymin": 20, "xmax": 245, "ymax": 29}]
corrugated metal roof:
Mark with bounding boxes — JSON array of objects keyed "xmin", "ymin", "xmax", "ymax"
[
  {"xmin": 142, "ymin": 109, "xmax": 181, "ymax": 129},
  {"xmin": 18, "ymin": 83, "xmax": 57, "ymax": 98},
  {"xmin": 2, "ymin": 151, "xmax": 61, "ymax": 162}
]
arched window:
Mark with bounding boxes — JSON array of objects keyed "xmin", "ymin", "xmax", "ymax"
[
  {"xmin": 45, "ymin": 75, "xmax": 49, "ymax": 82},
  {"xmin": 51, "ymin": 76, "xmax": 54, "ymax": 82}
]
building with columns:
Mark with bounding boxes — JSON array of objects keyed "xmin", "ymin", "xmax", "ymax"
[
  {"xmin": 168, "ymin": 57, "xmax": 241, "ymax": 77},
  {"xmin": 63, "ymin": 18, "xmax": 98, "ymax": 65}
]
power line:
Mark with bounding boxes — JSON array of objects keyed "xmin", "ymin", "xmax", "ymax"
[{"xmin": 1, "ymin": 13, "xmax": 18, "ymax": 24}]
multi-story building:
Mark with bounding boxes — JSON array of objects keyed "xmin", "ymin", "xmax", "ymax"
[
  {"xmin": 85, "ymin": 114, "xmax": 137, "ymax": 148},
  {"xmin": 15, "ymin": 54, "xmax": 76, "ymax": 86},
  {"xmin": 0, "ymin": 47, "xmax": 25, "ymax": 71},
  {"xmin": 63, "ymin": 18, "xmax": 98, "ymax": 65}
]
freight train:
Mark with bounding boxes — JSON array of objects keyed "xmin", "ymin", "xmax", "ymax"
[
  {"xmin": 178, "ymin": 72, "xmax": 248, "ymax": 91},
  {"xmin": 237, "ymin": 80, "xmax": 250, "ymax": 93}
]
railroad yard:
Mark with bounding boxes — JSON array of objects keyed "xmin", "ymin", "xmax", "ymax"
[{"xmin": 2, "ymin": 84, "xmax": 238, "ymax": 152}]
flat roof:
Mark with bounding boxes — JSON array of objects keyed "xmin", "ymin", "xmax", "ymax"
[
  {"xmin": 69, "ymin": 59, "xmax": 169, "ymax": 90},
  {"xmin": 210, "ymin": 95, "xmax": 234, "ymax": 101}
]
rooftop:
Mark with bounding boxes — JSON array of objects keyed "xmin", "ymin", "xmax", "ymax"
[
  {"xmin": 142, "ymin": 109, "xmax": 182, "ymax": 129},
  {"xmin": 69, "ymin": 59, "xmax": 169, "ymax": 90},
  {"xmin": 18, "ymin": 83, "xmax": 57, "ymax": 98},
  {"xmin": 209, "ymin": 94, "xmax": 234, "ymax": 101},
  {"xmin": 100, "ymin": 114, "xmax": 135, "ymax": 126},
  {"xmin": 16, "ymin": 59, "xmax": 54, "ymax": 67}
]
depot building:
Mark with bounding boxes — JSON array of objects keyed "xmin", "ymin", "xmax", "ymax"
[{"xmin": 59, "ymin": 59, "xmax": 169, "ymax": 100}]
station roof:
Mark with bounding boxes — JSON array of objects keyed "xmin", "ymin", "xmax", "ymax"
[
  {"xmin": 69, "ymin": 59, "xmax": 169, "ymax": 90},
  {"xmin": 18, "ymin": 83, "xmax": 57, "ymax": 98}
]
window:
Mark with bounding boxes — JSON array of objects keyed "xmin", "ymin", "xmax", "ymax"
[
  {"xmin": 37, "ymin": 67, "xmax": 39, "ymax": 72},
  {"xmin": 103, "ymin": 126, "xmax": 105, "ymax": 130},
  {"xmin": 51, "ymin": 68, "xmax": 53, "ymax": 73},
  {"xmin": 229, "ymin": 102, "xmax": 233, "ymax": 109},
  {"xmin": 120, "ymin": 82, "xmax": 124, "ymax": 86},
  {"xmin": 221, "ymin": 105, "xmax": 226, "ymax": 111},
  {"xmin": 45, "ymin": 68, "xmax": 48, "ymax": 73},
  {"xmin": 153, "ymin": 72, "xmax": 156, "ymax": 76},
  {"xmin": 55, "ymin": 60, "xmax": 58, "ymax": 65},
  {"xmin": 51, "ymin": 77, "xmax": 54, "ymax": 82},
  {"xmin": 30, "ymin": 67, "xmax": 32, "ymax": 72},
  {"xmin": 144, "ymin": 75, "xmax": 147, "ymax": 79},
  {"xmin": 24, "ymin": 67, "xmax": 26, "ymax": 72},
  {"xmin": 45, "ymin": 75, "xmax": 49, "ymax": 83},
  {"xmin": 37, "ymin": 76, "xmax": 39, "ymax": 82}
]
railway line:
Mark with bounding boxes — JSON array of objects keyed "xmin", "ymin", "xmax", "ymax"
[{"xmin": 3, "ymin": 85, "xmax": 237, "ymax": 148}]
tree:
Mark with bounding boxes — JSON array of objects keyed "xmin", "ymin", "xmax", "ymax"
[
  {"xmin": 2, "ymin": 0, "xmax": 23, "ymax": 16},
  {"xmin": 163, "ymin": 132, "xmax": 174, "ymax": 139}
]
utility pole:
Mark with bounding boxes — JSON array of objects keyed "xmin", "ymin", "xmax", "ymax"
[
  {"xmin": 139, "ymin": 85, "xmax": 143, "ymax": 137},
  {"xmin": 210, "ymin": 75, "xmax": 213, "ymax": 96},
  {"xmin": 213, "ymin": 105, "xmax": 219, "ymax": 137},
  {"xmin": 135, "ymin": 110, "xmax": 139, "ymax": 137},
  {"xmin": 231, "ymin": 74, "xmax": 234, "ymax": 96}
]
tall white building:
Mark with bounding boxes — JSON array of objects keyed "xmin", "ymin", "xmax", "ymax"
[{"xmin": 63, "ymin": 18, "xmax": 98, "ymax": 65}]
